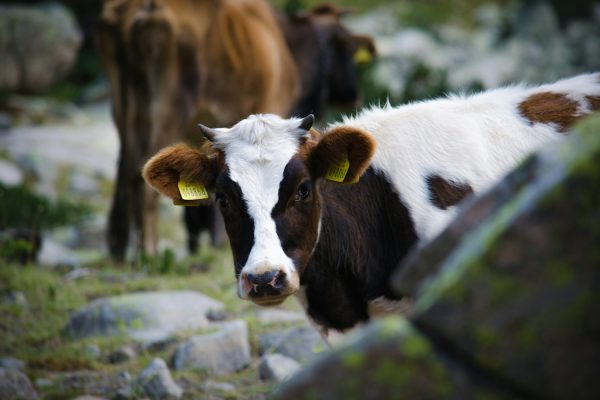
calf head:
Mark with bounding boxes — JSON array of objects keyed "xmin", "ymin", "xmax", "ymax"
[{"xmin": 143, "ymin": 114, "xmax": 375, "ymax": 306}]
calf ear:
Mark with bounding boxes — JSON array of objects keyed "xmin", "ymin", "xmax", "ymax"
[
  {"xmin": 142, "ymin": 143, "xmax": 222, "ymax": 206},
  {"xmin": 308, "ymin": 126, "xmax": 376, "ymax": 184}
]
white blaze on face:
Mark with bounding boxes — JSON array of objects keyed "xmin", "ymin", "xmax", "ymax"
[{"xmin": 212, "ymin": 114, "xmax": 308, "ymax": 298}]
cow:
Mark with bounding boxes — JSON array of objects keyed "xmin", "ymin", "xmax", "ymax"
[
  {"xmin": 279, "ymin": 3, "xmax": 377, "ymax": 118},
  {"xmin": 142, "ymin": 73, "xmax": 600, "ymax": 336},
  {"xmin": 183, "ymin": 3, "xmax": 377, "ymax": 254},
  {"xmin": 97, "ymin": 0, "xmax": 299, "ymax": 261}
]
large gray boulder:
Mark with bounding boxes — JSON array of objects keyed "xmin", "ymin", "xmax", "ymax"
[
  {"xmin": 275, "ymin": 115, "xmax": 600, "ymax": 399},
  {"xmin": 406, "ymin": 116, "xmax": 600, "ymax": 400},
  {"xmin": 172, "ymin": 320, "xmax": 250, "ymax": 375},
  {"xmin": 0, "ymin": 368, "xmax": 38, "ymax": 400},
  {"xmin": 0, "ymin": 3, "xmax": 82, "ymax": 93},
  {"xmin": 65, "ymin": 291, "xmax": 224, "ymax": 343},
  {"xmin": 273, "ymin": 318, "xmax": 508, "ymax": 399}
]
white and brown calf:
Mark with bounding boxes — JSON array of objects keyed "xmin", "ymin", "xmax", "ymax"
[{"xmin": 143, "ymin": 73, "xmax": 600, "ymax": 334}]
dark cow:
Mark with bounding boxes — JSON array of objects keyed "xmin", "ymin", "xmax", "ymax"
[
  {"xmin": 280, "ymin": 4, "xmax": 377, "ymax": 118},
  {"xmin": 143, "ymin": 73, "xmax": 599, "ymax": 337}
]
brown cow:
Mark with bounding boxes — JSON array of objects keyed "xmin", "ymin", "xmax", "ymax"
[{"xmin": 97, "ymin": 0, "xmax": 299, "ymax": 261}]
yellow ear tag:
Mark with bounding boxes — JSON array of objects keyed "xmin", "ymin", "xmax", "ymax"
[
  {"xmin": 178, "ymin": 181, "xmax": 208, "ymax": 201},
  {"xmin": 354, "ymin": 46, "xmax": 373, "ymax": 65},
  {"xmin": 325, "ymin": 156, "xmax": 350, "ymax": 183}
]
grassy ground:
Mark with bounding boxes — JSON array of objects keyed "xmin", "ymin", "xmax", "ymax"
[{"xmin": 0, "ymin": 245, "xmax": 306, "ymax": 399}]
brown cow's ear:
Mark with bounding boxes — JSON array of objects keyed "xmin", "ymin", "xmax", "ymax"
[
  {"xmin": 308, "ymin": 126, "xmax": 376, "ymax": 184},
  {"xmin": 142, "ymin": 143, "xmax": 222, "ymax": 206}
]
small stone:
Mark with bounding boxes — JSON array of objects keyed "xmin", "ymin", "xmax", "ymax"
[
  {"xmin": 0, "ymin": 291, "xmax": 28, "ymax": 309},
  {"xmin": 259, "ymin": 354, "xmax": 301, "ymax": 382},
  {"xmin": 64, "ymin": 267, "xmax": 93, "ymax": 282},
  {"xmin": 133, "ymin": 358, "xmax": 183, "ymax": 400},
  {"xmin": 0, "ymin": 159, "xmax": 24, "ymax": 186},
  {"xmin": 108, "ymin": 346, "xmax": 137, "ymax": 364},
  {"xmin": 258, "ymin": 326, "xmax": 326, "ymax": 364},
  {"xmin": 255, "ymin": 309, "xmax": 307, "ymax": 325},
  {"xmin": 201, "ymin": 380, "xmax": 236, "ymax": 393},
  {"xmin": 0, "ymin": 368, "xmax": 39, "ymax": 400},
  {"xmin": 34, "ymin": 378, "xmax": 53, "ymax": 388},
  {"xmin": 85, "ymin": 344, "xmax": 101, "ymax": 359},
  {"xmin": 206, "ymin": 309, "xmax": 228, "ymax": 322},
  {"xmin": 172, "ymin": 320, "xmax": 250, "ymax": 375},
  {"xmin": 0, "ymin": 357, "xmax": 26, "ymax": 371}
]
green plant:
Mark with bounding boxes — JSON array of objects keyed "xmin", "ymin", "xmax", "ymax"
[{"xmin": 0, "ymin": 183, "xmax": 90, "ymax": 230}]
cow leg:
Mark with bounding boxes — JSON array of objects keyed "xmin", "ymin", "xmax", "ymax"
[
  {"xmin": 184, "ymin": 206, "xmax": 206, "ymax": 254},
  {"xmin": 107, "ymin": 150, "xmax": 130, "ymax": 262},
  {"xmin": 143, "ymin": 185, "xmax": 159, "ymax": 257}
]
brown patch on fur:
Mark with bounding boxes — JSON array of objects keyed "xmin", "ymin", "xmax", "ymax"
[
  {"xmin": 587, "ymin": 95, "xmax": 600, "ymax": 111},
  {"xmin": 142, "ymin": 143, "xmax": 222, "ymax": 204},
  {"xmin": 427, "ymin": 175, "xmax": 473, "ymax": 210},
  {"xmin": 309, "ymin": 126, "xmax": 376, "ymax": 183},
  {"xmin": 518, "ymin": 92, "xmax": 580, "ymax": 133}
]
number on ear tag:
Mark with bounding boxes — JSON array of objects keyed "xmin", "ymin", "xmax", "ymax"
[
  {"xmin": 325, "ymin": 157, "xmax": 350, "ymax": 183},
  {"xmin": 178, "ymin": 181, "xmax": 208, "ymax": 200}
]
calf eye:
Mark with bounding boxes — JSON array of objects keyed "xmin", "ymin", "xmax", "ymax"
[
  {"xmin": 295, "ymin": 181, "xmax": 311, "ymax": 202},
  {"xmin": 216, "ymin": 193, "xmax": 230, "ymax": 209}
]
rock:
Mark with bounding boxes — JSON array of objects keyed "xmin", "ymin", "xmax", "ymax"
[
  {"xmin": 0, "ymin": 368, "xmax": 38, "ymax": 400},
  {"xmin": 0, "ymin": 160, "xmax": 23, "ymax": 186},
  {"xmin": 38, "ymin": 238, "xmax": 81, "ymax": 268},
  {"xmin": 206, "ymin": 309, "xmax": 228, "ymax": 322},
  {"xmin": 84, "ymin": 344, "xmax": 101, "ymax": 359},
  {"xmin": 0, "ymin": 112, "xmax": 13, "ymax": 130},
  {"xmin": 255, "ymin": 309, "xmax": 307, "ymax": 325},
  {"xmin": 51, "ymin": 371, "xmax": 129, "ymax": 399},
  {"xmin": 0, "ymin": 358, "xmax": 25, "ymax": 371},
  {"xmin": 64, "ymin": 267, "xmax": 93, "ymax": 282},
  {"xmin": 73, "ymin": 396, "xmax": 108, "ymax": 400},
  {"xmin": 65, "ymin": 291, "xmax": 224, "ymax": 343},
  {"xmin": 408, "ymin": 118, "xmax": 600, "ymax": 400},
  {"xmin": 201, "ymin": 380, "xmax": 236, "ymax": 394},
  {"xmin": 108, "ymin": 346, "xmax": 137, "ymax": 364},
  {"xmin": 172, "ymin": 320, "xmax": 250, "ymax": 375},
  {"xmin": 0, "ymin": 3, "xmax": 82, "ymax": 93},
  {"xmin": 258, "ymin": 326, "xmax": 326, "ymax": 364},
  {"xmin": 259, "ymin": 354, "xmax": 301, "ymax": 382},
  {"xmin": 0, "ymin": 291, "xmax": 28, "ymax": 309},
  {"xmin": 131, "ymin": 358, "xmax": 183, "ymax": 400},
  {"xmin": 34, "ymin": 378, "xmax": 53, "ymax": 388},
  {"xmin": 273, "ymin": 317, "xmax": 510, "ymax": 399}
]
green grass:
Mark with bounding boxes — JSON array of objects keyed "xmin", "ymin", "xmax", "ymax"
[{"xmin": 0, "ymin": 244, "xmax": 305, "ymax": 398}]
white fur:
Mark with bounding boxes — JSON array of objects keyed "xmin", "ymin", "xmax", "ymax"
[
  {"xmin": 212, "ymin": 114, "xmax": 309, "ymax": 298},
  {"xmin": 333, "ymin": 72, "xmax": 600, "ymax": 241}
]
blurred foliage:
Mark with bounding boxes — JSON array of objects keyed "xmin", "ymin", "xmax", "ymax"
[{"xmin": 0, "ymin": 183, "xmax": 90, "ymax": 230}]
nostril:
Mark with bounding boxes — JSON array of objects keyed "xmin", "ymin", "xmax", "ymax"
[
  {"xmin": 247, "ymin": 270, "xmax": 278, "ymax": 286},
  {"xmin": 269, "ymin": 270, "xmax": 286, "ymax": 288}
]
